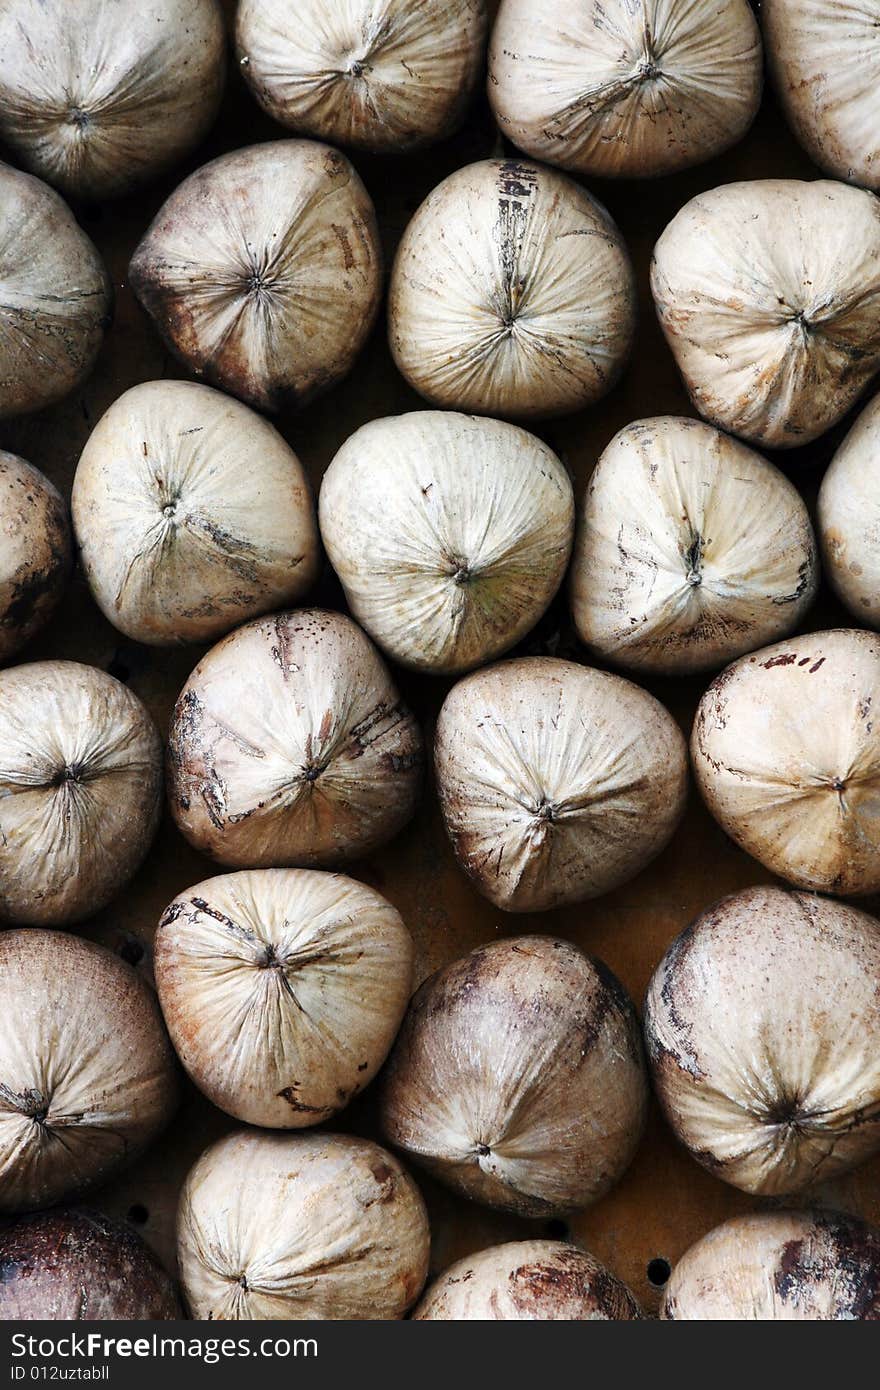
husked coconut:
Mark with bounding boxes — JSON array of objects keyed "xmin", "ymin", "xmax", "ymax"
[
  {"xmin": 0, "ymin": 0, "xmax": 225, "ymax": 201},
  {"xmin": 0, "ymin": 1208, "xmax": 180, "ymax": 1320},
  {"xmin": 388, "ymin": 159, "xmax": 635, "ymax": 419},
  {"xmin": 414, "ymin": 1240, "xmax": 642, "ymax": 1319},
  {"xmin": 662, "ymin": 1210, "xmax": 880, "ymax": 1320},
  {"xmin": 155, "ymin": 868, "xmax": 413, "ymax": 1127},
  {"xmin": 489, "ymin": 0, "xmax": 762, "ymax": 179},
  {"xmin": 434, "ymin": 657, "xmax": 687, "ymax": 912},
  {"xmin": 692, "ymin": 629, "xmax": 880, "ymax": 895},
  {"xmin": 0, "ymin": 661, "xmax": 163, "ymax": 925},
  {"xmin": 72, "ymin": 381, "xmax": 320, "ymax": 646},
  {"xmin": 177, "ymin": 1130, "xmax": 429, "ymax": 1319},
  {"xmin": 0, "ymin": 164, "xmax": 111, "ymax": 419},
  {"xmin": 645, "ymin": 886, "xmax": 880, "ymax": 1197},
  {"xmin": 651, "ymin": 179, "xmax": 880, "ymax": 448},
  {"xmin": 0, "ymin": 930, "xmax": 178, "ymax": 1213},
  {"xmin": 319, "ymin": 411, "xmax": 574, "ymax": 675},
  {"xmin": 571, "ymin": 416, "xmax": 818, "ymax": 675},
  {"xmin": 0, "ymin": 452, "xmax": 72, "ymax": 661},
  {"xmin": 763, "ymin": 0, "xmax": 880, "ymax": 192},
  {"xmin": 236, "ymin": 0, "xmax": 487, "ymax": 152},
  {"xmin": 129, "ymin": 141, "xmax": 382, "ymax": 413},
  {"xmin": 380, "ymin": 936, "xmax": 648, "ymax": 1216},
  {"xmin": 167, "ymin": 609, "xmax": 423, "ymax": 868},
  {"xmin": 818, "ymin": 393, "xmax": 880, "ymax": 626}
]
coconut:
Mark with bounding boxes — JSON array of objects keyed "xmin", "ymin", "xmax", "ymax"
[
  {"xmin": 414, "ymin": 1240, "xmax": 641, "ymax": 1319},
  {"xmin": 571, "ymin": 416, "xmax": 818, "ymax": 675},
  {"xmin": 434, "ymin": 656, "xmax": 687, "ymax": 912},
  {"xmin": 0, "ymin": 452, "xmax": 72, "ymax": 661},
  {"xmin": 388, "ymin": 158, "xmax": 635, "ymax": 419},
  {"xmin": 0, "ymin": 1207, "xmax": 180, "ymax": 1320},
  {"xmin": 0, "ymin": 661, "xmax": 163, "ymax": 926},
  {"xmin": 692, "ymin": 629, "xmax": 880, "ymax": 895},
  {"xmin": 662, "ymin": 1210, "xmax": 880, "ymax": 1319},
  {"xmin": 319, "ymin": 411, "xmax": 574, "ymax": 675},
  {"xmin": 167, "ymin": 609, "xmax": 423, "ymax": 868},
  {"xmin": 489, "ymin": 0, "xmax": 762, "ymax": 179},
  {"xmin": 177, "ymin": 1130, "xmax": 429, "ymax": 1319},
  {"xmin": 0, "ymin": 0, "xmax": 225, "ymax": 201},
  {"xmin": 645, "ymin": 886, "xmax": 880, "ymax": 1197},
  {"xmin": 0, "ymin": 930, "xmax": 177, "ymax": 1212},
  {"xmin": 72, "ymin": 380, "xmax": 320, "ymax": 646},
  {"xmin": 155, "ymin": 867, "xmax": 413, "ymax": 1127},
  {"xmin": 818, "ymin": 393, "xmax": 880, "ymax": 626},
  {"xmin": 236, "ymin": 0, "xmax": 487, "ymax": 153},
  {"xmin": 763, "ymin": 0, "xmax": 880, "ymax": 193},
  {"xmin": 0, "ymin": 163, "xmax": 111, "ymax": 419},
  {"xmin": 129, "ymin": 140, "xmax": 382, "ymax": 413},
  {"xmin": 651, "ymin": 179, "xmax": 880, "ymax": 448},
  {"xmin": 380, "ymin": 936, "xmax": 648, "ymax": 1216}
]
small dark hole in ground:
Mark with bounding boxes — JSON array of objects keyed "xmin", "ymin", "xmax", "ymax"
[
  {"xmin": 127, "ymin": 1204, "xmax": 148, "ymax": 1225},
  {"xmin": 544, "ymin": 1219, "xmax": 569, "ymax": 1240},
  {"xmin": 647, "ymin": 1257, "xmax": 671, "ymax": 1287},
  {"xmin": 118, "ymin": 936, "xmax": 144, "ymax": 966}
]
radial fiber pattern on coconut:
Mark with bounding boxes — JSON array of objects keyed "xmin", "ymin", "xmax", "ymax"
[
  {"xmin": 435, "ymin": 657, "xmax": 687, "ymax": 911},
  {"xmin": 645, "ymin": 886, "xmax": 880, "ymax": 1196},
  {"xmin": 692, "ymin": 629, "xmax": 880, "ymax": 895},
  {"xmin": 571, "ymin": 415, "xmax": 818, "ymax": 675},
  {"xmin": 72, "ymin": 380, "xmax": 320, "ymax": 646},
  {"xmin": 0, "ymin": 930, "xmax": 178, "ymax": 1213},
  {"xmin": 319, "ymin": 410, "xmax": 574, "ymax": 674},
  {"xmin": 380, "ymin": 936, "xmax": 648, "ymax": 1216},
  {"xmin": 651, "ymin": 178, "xmax": 880, "ymax": 448},
  {"xmin": 0, "ymin": 0, "xmax": 226, "ymax": 200},
  {"xmin": 389, "ymin": 158, "xmax": 636, "ymax": 418},
  {"xmin": 177, "ymin": 1130, "xmax": 429, "ymax": 1319},
  {"xmin": 167, "ymin": 609, "xmax": 423, "ymax": 868},
  {"xmin": 129, "ymin": 140, "xmax": 382, "ymax": 412},
  {"xmin": 155, "ymin": 868, "xmax": 413, "ymax": 1128},
  {"xmin": 489, "ymin": 0, "xmax": 762, "ymax": 178},
  {"xmin": 764, "ymin": 0, "xmax": 880, "ymax": 192},
  {"xmin": 818, "ymin": 392, "xmax": 880, "ymax": 627},
  {"xmin": 237, "ymin": 0, "xmax": 488, "ymax": 152}
]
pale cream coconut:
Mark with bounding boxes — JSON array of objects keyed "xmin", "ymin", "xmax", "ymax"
[
  {"xmin": 155, "ymin": 868, "xmax": 413, "ymax": 1128},
  {"xmin": 129, "ymin": 141, "xmax": 382, "ymax": 413},
  {"xmin": 651, "ymin": 179, "xmax": 880, "ymax": 448},
  {"xmin": 434, "ymin": 657, "xmax": 687, "ymax": 912},
  {"xmin": 692, "ymin": 629, "xmax": 880, "ymax": 895},
  {"xmin": 645, "ymin": 886, "xmax": 880, "ymax": 1197},
  {"xmin": 0, "ymin": 930, "xmax": 178, "ymax": 1213},
  {"xmin": 0, "ymin": 1208, "xmax": 181, "ymax": 1320},
  {"xmin": 764, "ymin": 0, "xmax": 880, "ymax": 192},
  {"xmin": 177, "ymin": 1130, "xmax": 429, "ymax": 1319},
  {"xmin": 0, "ymin": 164, "xmax": 111, "ymax": 419},
  {"xmin": 236, "ymin": 0, "xmax": 487, "ymax": 153},
  {"xmin": 489, "ymin": 0, "xmax": 762, "ymax": 179},
  {"xmin": 818, "ymin": 393, "xmax": 880, "ymax": 626},
  {"xmin": 0, "ymin": 661, "xmax": 163, "ymax": 926},
  {"xmin": 319, "ymin": 411, "xmax": 574, "ymax": 675},
  {"xmin": 380, "ymin": 936, "xmax": 648, "ymax": 1216},
  {"xmin": 388, "ymin": 159, "xmax": 635, "ymax": 419},
  {"xmin": 0, "ymin": 452, "xmax": 72, "ymax": 661},
  {"xmin": 414, "ymin": 1240, "xmax": 642, "ymax": 1319},
  {"xmin": 0, "ymin": 0, "xmax": 225, "ymax": 201},
  {"xmin": 167, "ymin": 609, "xmax": 423, "ymax": 868},
  {"xmin": 663, "ymin": 1210, "xmax": 880, "ymax": 1320},
  {"xmin": 571, "ymin": 416, "xmax": 818, "ymax": 676},
  {"xmin": 72, "ymin": 381, "xmax": 320, "ymax": 646}
]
